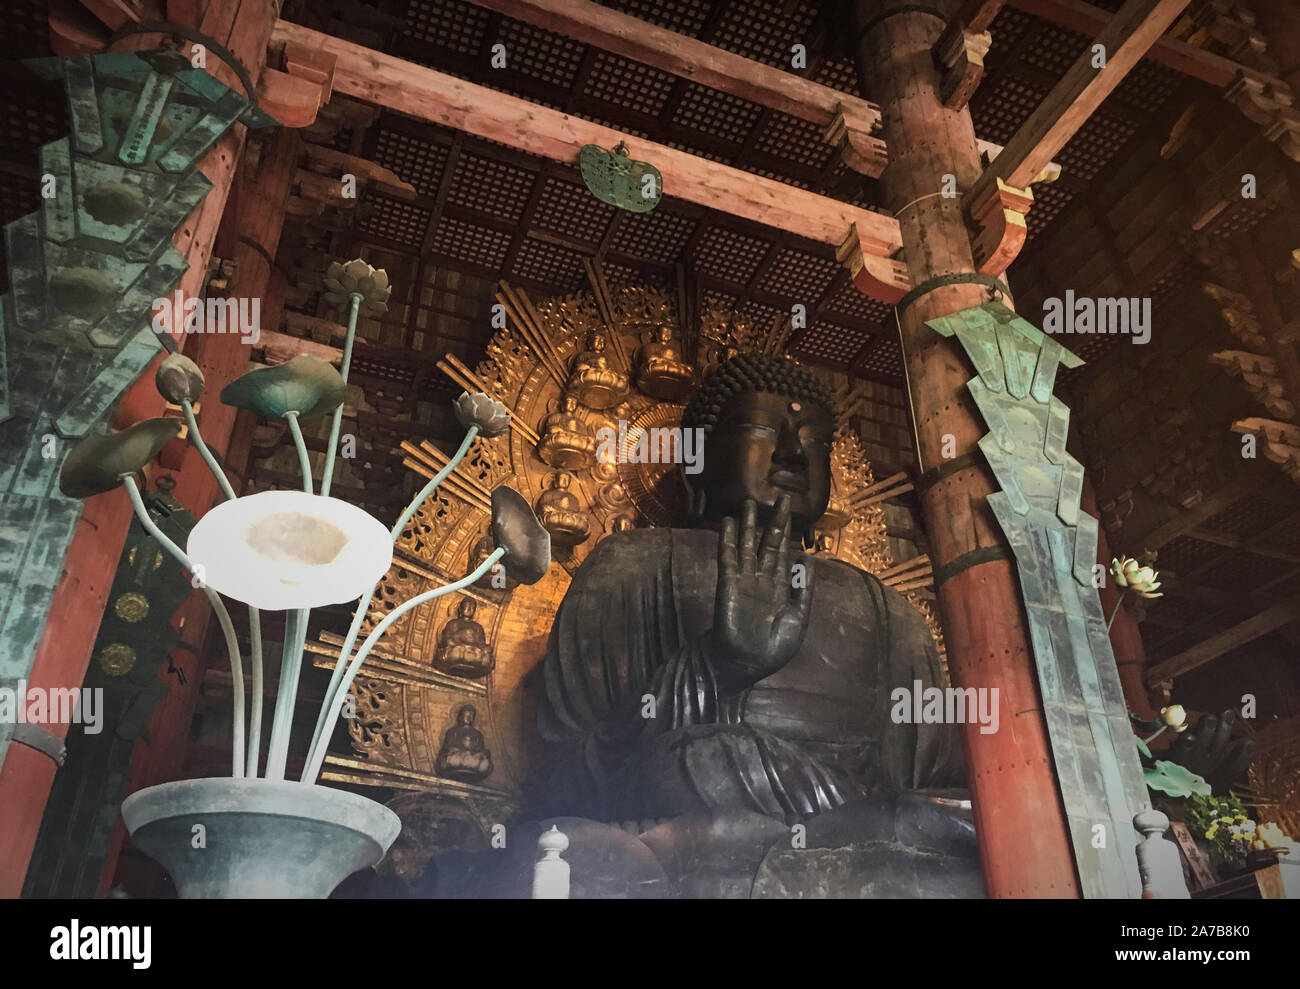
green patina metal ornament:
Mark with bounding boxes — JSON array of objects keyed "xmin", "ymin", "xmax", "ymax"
[
  {"xmin": 580, "ymin": 142, "xmax": 662, "ymax": 213},
  {"xmin": 219, "ymin": 354, "xmax": 347, "ymax": 421},
  {"xmin": 155, "ymin": 352, "xmax": 205, "ymax": 404},
  {"xmin": 59, "ymin": 418, "xmax": 183, "ymax": 498}
]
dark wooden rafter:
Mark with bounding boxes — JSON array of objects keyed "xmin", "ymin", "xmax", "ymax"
[
  {"xmin": 1009, "ymin": 0, "xmax": 1290, "ymax": 89},
  {"xmin": 964, "ymin": 0, "xmax": 1192, "ymax": 277}
]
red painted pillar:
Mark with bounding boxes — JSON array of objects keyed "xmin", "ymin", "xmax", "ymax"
[
  {"xmin": 0, "ymin": 3, "xmax": 280, "ymax": 898},
  {"xmin": 849, "ymin": 0, "xmax": 1079, "ymax": 896}
]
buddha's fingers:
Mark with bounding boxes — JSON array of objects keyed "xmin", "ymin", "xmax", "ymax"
[
  {"xmin": 719, "ymin": 516, "xmax": 739, "ymax": 582},
  {"xmin": 738, "ymin": 498, "xmax": 759, "ymax": 573},
  {"xmin": 759, "ymin": 494, "xmax": 790, "ymax": 575}
]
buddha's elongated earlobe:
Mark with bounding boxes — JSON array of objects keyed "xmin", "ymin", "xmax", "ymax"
[{"xmin": 802, "ymin": 527, "xmax": 815, "ymax": 550}]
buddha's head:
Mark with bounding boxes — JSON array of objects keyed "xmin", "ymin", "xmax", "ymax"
[
  {"xmin": 561, "ymin": 395, "xmax": 577, "ymax": 413},
  {"xmin": 681, "ymin": 352, "xmax": 836, "ymax": 538},
  {"xmin": 456, "ymin": 704, "xmax": 477, "ymax": 726},
  {"xmin": 456, "ymin": 598, "xmax": 476, "ymax": 620}
]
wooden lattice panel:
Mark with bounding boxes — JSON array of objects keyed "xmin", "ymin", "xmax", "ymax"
[
  {"xmin": 972, "ymin": 75, "xmax": 1050, "ymax": 145},
  {"xmin": 585, "ymin": 51, "xmax": 677, "ymax": 116},
  {"xmin": 811, "ymin": 57, "xmax": 861, "ymax": 97},
  {"xmin": 447, "ymin": 152, "xmax": 538, "ymax": 224},
  {"xmin": 855, "ymin": 336, "xmax": 905, "ymax": 378},
  {"xmin": 499, "ymin": 16, "xmax": 587, "ymax": 88},
  {"xmin": 694, "ymin": 226, "xmax": 773, "ymax": 286},
  {"xmin": 604, "ymin": 0, "xmax": 712, "ymax": 36},
  {"xmin": 1058, "ymin": 112, "xmax": 1137, "ymax": 182},
  {"xmin": 987, "ymin": 5, "xmax": 1038, "ymax": 57},
  {"xmin": 430, "ymin": 214, "xmax": 514, "ymax": 269},
  {"xmin": 405, "ymin": 0, "xmax": 491, "ymax": 53},
  {"xmin": 1026, "ymin": 180, "xmax": 1073, "ymax": 239},
  {"xmin": 1202, "ymin": 491, "xmax": 1296, "ymax": 540},
  {"xmin": 672, "ymin": 83, "xmax": 762, "ymax": 143},
  {"xmin": 534, "ymin": 176, "xmax": 615, "ymax": 245},
  {"xmin": 711, "ymin": 0, "xmax": 819, "ymax": 67},
  {"xmin": 757, "ymin": 247, "xmax": 840, "ymax": 300},
  {"xmin": 797, "ymin": 321, "xmax": 869, "ymax": 367},
  {"xmin": 824, "ymin": 279, "xmax": 893, "ymax": 326},
  {"xmin": 511, "ymin": 235, "xmax": 586, "ymax": 290},
  {"xmin": 358, "ymin": 196, "xmax": 432, "ymax": 249},
  {"xmin": 607, "ymin": 208, "xmax": 697, "ymax": 264},
  {"xmin": 754, "ymin": 111, "xmax": 836, "ymax": 170},
  {"xmin": 373, "ymin": 127, "xmax": 450, "ymax": 198},
  {"xmin": 1022, "ymin": 22, "xmax": 1090, "ymax": 77}
]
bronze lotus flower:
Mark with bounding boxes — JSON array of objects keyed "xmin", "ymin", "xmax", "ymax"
[
  {"xmin": 59, "ymin": 418, "xmax": 182, "ymax": 498},
  {"xmin": 454, "ymin": 390, "xmax": 511, "ymax": 438},
  {"xmin": 490, "ymin": 485, "xmax": 550, "ymax": 584},
  {"xmin": 155, "ymin": 352, "xmax": 205, "ymax": 405},
  {"xmin": 220, "ymin": 355, "xmax": 347, "ymax": 421},
  {"xmin": 322, "ymin": 259, "xmax": 392, "ymax": 315}
]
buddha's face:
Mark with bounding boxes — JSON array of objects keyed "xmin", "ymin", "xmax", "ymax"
[{"xmin": 688, "ymin": 391, "xmax": 833, "ymax": 533}]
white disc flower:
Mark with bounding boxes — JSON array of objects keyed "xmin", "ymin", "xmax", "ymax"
[{"xmin": 188, "ymin": 490, "xmax": 393, "ymax": 610}]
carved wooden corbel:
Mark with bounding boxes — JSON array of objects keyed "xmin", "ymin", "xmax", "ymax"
[
  {"xmin": 967, "ymin": 177, "xmax": 1033, "ymax": 277},
  {"xmin": 836, "ymin": 224, "xmax": 910, "ymax": 304},
  {"xmin": 823, "ymin": 104, "xmax": 888, "ymax": 179},
  {"xmin": 256, "ymin": 44, "xmax": 338, "ymax": 128},
  {"xmin": 935, "ymin": 24, "xmax": 992, "ymax": 111}
]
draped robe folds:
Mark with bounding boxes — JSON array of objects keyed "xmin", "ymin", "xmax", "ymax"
[{"xmin": 532, "ymin": 528, "xmax": 963, "ymax": 824}]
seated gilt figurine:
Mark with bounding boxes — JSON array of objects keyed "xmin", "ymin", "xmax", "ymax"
[
  {"xmin": 567, "ymin": 332, "xmax": 628, "ymax": 410},
  {"xmin": 433, "ymin": 598, "xmax": 495, "ymax": 679},
  {"xmin": 535, "ymin": 471, "xmax": 591, "ymax": 548},
  {"xmin": 436, "ymin": 704, "xmax": 493, "ymax": 782},
  {"xmin": 634, "ymin": 326, "xmax": 696, "ymax": 402},
  {"xmin": 526, "ymin": 353, "xmax": 984, "ymax": 898},
  {"xmin": 536, "ymin": 395, "xmax": 597, "ymax": 470}
]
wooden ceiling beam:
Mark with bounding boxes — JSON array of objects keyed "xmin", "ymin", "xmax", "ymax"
[
  {"xmin": 1010, "ymin": 0, "xmax": 1277, "ymax": 89},
  {"xmin": 968, "ymin": 0, "xmax": 1189, "ymax": 205},
  {"xmin": 1144, "ymin": 592, "xmax": 1300, "ymax": 683},
  {"xmin": 459, "ymin": 0, "xmax": 883, "ymax": 135},
  {"xmin": 271, "ymin": 20, "xmax": 903, "ymax": 259}
]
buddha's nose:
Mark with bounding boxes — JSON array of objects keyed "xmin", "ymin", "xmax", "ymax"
[{"xmin": 773, "ymin": 419, "xmax": 808, "ymax": 469}]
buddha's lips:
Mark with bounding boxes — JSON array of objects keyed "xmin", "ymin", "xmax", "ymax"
[{"xmin": 767, "ymin": 469, "xmax": 808, "ymax": 492}]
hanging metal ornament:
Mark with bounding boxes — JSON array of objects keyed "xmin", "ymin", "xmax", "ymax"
[{"xmin": 579, "ymin": 142, "xmax": 662, "ymax": 213}]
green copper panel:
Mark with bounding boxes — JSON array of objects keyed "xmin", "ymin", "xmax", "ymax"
[{"xmin": 928, "ymin": 301, "xmax": 1146, "ymax": 899}]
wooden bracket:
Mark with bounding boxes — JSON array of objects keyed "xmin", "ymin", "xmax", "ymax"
[
  {"xmin": 255, "ymin": 44, "xmax": 337, "ymax": 128},
  {"xmin": 837, "ymin": 224, "xmax": 910, "ymax": 304},
  {"xmin": 824, "ymin": 104, "xmax": 888, "ymax": 179},
  {"xmin": 935, "ymin": 23, "xmax": 992, "ymax": 111},
  {"xmin": 967, "ymin": 177, "xmax": 1033, "ymax": 277}
]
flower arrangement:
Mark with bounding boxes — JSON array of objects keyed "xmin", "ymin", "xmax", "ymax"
[{"xmin": 1184, "ymin": 793, "xmax": 1252, "ymax": 862}]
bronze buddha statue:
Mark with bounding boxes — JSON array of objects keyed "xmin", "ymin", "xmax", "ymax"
[
  {"xmin": 634, "ymin": 325, "xmax": 696, "ymax": 402},
  {"xmin": 432, "ymin": 598, "xmax": 495, "ymax": 679},
  {"xmin": 535, "ymin": 395, "xmax": 597, "ymax": 470},
  {"xmin": 567, "ymin": 332, "xmax": 628, "ymax": 409},
  {"xmin": 535, "ymin": 471, "xmax": 591, "ymax": 548},
  {"xmin": 436, "ymin": 704, "xmax": 493, "ymax": 783},
  {"xmin": 525, "ymin": 352, "xmax": 984, "ymax": 898}
]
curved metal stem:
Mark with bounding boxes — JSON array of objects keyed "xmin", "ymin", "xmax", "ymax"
[
  {"xmin": 301, "ymin": 547, "xmax": 504, "ymax": 784},
  {"xmin": 123, "ymin": 476, "xmax": 245, "ymax": 778},
  {"xmin": 265, "ymin": 607, "xmax": 308, "ymax": 780},
  {"xmin": 301, "ymin": 423, "xmax": 480, "ymax": 776},
  {"xmin": 182, "ymin": 399, "xmax": 265, "ymax": 777},
  {"xmin": 285, "ymin": 411, "xmax": 313, "ymax": 495},
  {"xmin": 321, "ymin": 293, "xmax": 362, "ymax": 497},
  {"xmin": 1106, "ymin": 589, "xmax": 1128, "ymax": 632}
]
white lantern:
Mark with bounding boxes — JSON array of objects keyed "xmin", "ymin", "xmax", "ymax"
[{"xmin": 187, "ymin": 490, "xmax": 393, "ymax": 611}]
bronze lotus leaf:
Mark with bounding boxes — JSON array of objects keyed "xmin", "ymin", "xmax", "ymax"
[
  {"xmin": 59, "ymin": 418, "xmax": 182, "ymax": 498},
  {"xmin": 219, "ymin": 355, "xmax": 347, "ymax": 421},
  {"xmin": 490, "ymin": 486, "xmax": 551, "ymax": 585},
  {"xmin": 454, "ymin": 390, "xmax": 511, "ymax": 438},
  {"xmin": 155, "ymin": 352, "xmax": 206, "ymax": 405},
  {"xmin": 322, "ymin": 258, "xmax": 392, "ymax": 315}
]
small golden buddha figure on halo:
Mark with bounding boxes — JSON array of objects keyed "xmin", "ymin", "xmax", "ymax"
[
  {"xmin": 567, "ymin": 332, "xmax": 628, "ymax": 409},
  {"xmin": 635, "ymin": 325, "xmax": 696, "ymax": 402},
  {"xmin": 536, "ymin": 395, "xmax": 597, "ymax": 470},
  {"xmin": 432, "ymin": 598, "xmax": 495, "ymax": 679},
  {"xmin": 535, "ymin": 471, "xmax": 591, "ymax": 547},
  {"xmin": 435, "ymin": 704, "xmax": 493, "ymax": 783}
]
